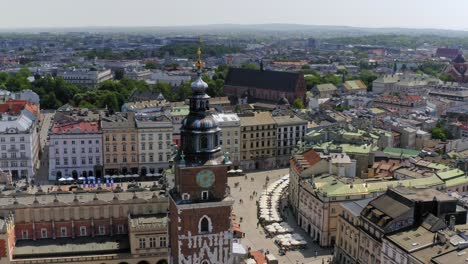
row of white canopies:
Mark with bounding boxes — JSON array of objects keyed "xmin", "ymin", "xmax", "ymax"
[
  {"xmin": 58, "ymin": 173, "xmax": 163, "ymax": 182},
  {"xmin": 258, "ymin": 175, "xmax": 289, "ymax": 223},
  {"xmin": 274, "ymin": 233, "xmax": 307, "ymax": 248}
]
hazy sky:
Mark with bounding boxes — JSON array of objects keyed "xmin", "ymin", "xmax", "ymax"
[{"xmin": 0, "ymin": 0, "xmax": 466, "ymax": 30}]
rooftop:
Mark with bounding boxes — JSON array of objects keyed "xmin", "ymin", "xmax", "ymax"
[
  {"xmin": 225, "ymin": 68, "xmax": 301, "ymax": 92},
  {"xmin": 14, "ymin": 235, "xmax": 129, "ymax": 259},
  {"xmin": 240, "ymin": 112, "xmax": 275, "ymax": 127},
  {"xmin": 52, "ymin": 120, "xmax": 100, "ymax": 134}
]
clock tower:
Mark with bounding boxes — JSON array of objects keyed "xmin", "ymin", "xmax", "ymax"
[{"xmin": 169, "ymin": 48, "xmax": 234, "ymax": 264}]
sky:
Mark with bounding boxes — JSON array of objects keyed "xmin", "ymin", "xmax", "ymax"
[{"xmin": 0, "ymin": 0, "xmax": 466, "ymax": 30}]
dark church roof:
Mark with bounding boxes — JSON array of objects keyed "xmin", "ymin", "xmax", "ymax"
[
  {"xmin": 225, "ymin": 68, "xmax": 301, "ymax": 92},
  {"xmin": 435, "ymin": 48, "xmax": 460, "ymax": 59},
  {"xmin": 453, "ymin": 53, "xmax": 466, "ymax": 64}
]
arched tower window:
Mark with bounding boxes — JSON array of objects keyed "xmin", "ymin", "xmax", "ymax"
[
  {"xmin": 199, "ymin": 215, "xmax": 212, "ymax": 233},
  {"xmin": 214, "ymin": 133, "xmax": 218, "ymax": 147},
  {"xmin": 200, "ymin": 135, "xmax": 208, "ymax": 149}
]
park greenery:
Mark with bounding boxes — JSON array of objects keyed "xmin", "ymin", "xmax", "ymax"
[
  {"xmin": 431, "ymin": 122, "xmax": 453, "ymax": 141},
  {"xmin": 0, "ymin": 66, "xmax": 228, "ymax": 110}
]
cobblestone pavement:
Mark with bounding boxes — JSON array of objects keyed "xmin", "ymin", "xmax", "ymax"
[{"xmin": 228, "ymin": 168, "xmax": 333, "ymax": 264}]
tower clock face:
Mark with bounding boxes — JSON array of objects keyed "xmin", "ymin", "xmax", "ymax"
[{"xmin": 196, "ymin": 169, "xmax": 215, "ymax": 188}]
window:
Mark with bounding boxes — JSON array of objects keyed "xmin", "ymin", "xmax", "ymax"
[
  {"xmin": 60, "ymin": 227, "xmax": 67, "ymax": 237},
  {"xmin": 149, "ymin": 237, "xmax": 156, "ymax": 248},
  {"xmin": 72, "ymin": 157, "xmax": 77, "ymax": 165},
  {"xmin": 41, "ymin": 228, "xmax": 48, "ymax": 238},
  {"xmin": 21, "ymin": 230, "xmax": 28, "ymax": 239},
  {"xmin": 20, "ymin": 144, "xmax": 25, "ymax": 150},
  {"xmin": 159, "ymin": 236, "xmax": 167, "ymax": 247},
  {"xmin": 139, "ymin": 238, "xmax": 146, "ymax": 248},
  {"xmin": 199, "ymin": 216, "xmax": 211, "ymax": 233},
  {"xmin": 182, "ymin": 193, "xmax": 190, "ymax": 200},
  {"xmin": 149, "ymin": 143, "xmax": 153, "ymax": 150},
  {"xmin": 81, "ymin": 158, "xmax": 86, "ymax": 165},
  {"xmin": 201, "ymin": 191, "xmax": 209, "ymax": 200},
  {"xmin": 105, "ymin": 135, "xmax": 110, "ymax": 141},
  {"xmin": 117, "ymin": 224, "xmax": 124, "ymax": 234},
  {"xmin": 64, "ymin": 148, "xmax": 68, "ymax": 154},
  {"xmin": 55, "ymin": 158, "xmax": 60, "ymax": 165},
  {"xmin": 98, "ymin": 226, "xmax": 105, "ymax": 235},
  {"xmin": 200, "ymin": 135, "xmax": 208, "ymax": 149},
  {"xmin": 88, "ymin": 157, "xmax": 93, "ymax": 164},
  {"xmin": 96, "ymin": 157, "xmax": 100, "ymax": 164},
  {"xmin": 63, "ymin": 157, "xmax": 69, "ymax": 165},
  {"xmin": 80, "ymin": 226, "xmax": 87, "ymax": 236},
  {"xmin": 121, "ymin": 135, "xmax": 126, "ymax": 141},
  {"xmin": 71, "ymin": 140, "xmax": 75, "ymax": 145},
  {"xmin": 72, "ymin": 148, "xmax": 76, "ymax": 154}
]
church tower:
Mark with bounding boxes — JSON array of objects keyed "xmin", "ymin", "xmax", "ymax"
[{"xmin": 169, "ymin": 47, "xmax": 234, "ymax": 264}]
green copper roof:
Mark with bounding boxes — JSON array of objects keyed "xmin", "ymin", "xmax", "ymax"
[
  {"xmin": 383, "ymin": 147, "xmax": 421, "ymax": 158},
  {"xmin": 436, "ymin": 169, "xmax": 465, "ymax": 180}
]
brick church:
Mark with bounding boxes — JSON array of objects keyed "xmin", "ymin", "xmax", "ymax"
[
  {"xmin": 224, "ymin": 67, "xmax": 306, "ymax": 104},
  {"xmin": 168, "ymin": 48, "xmax": 235, "ymax": 264},
  {"xmin": 445, "ymin": 53, "xmax": 468, "ymax": 83}
]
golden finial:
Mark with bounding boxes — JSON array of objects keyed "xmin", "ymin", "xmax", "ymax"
[{"xmin": 195, "ymin": 46, "xmax": 203, "ymax": 70}]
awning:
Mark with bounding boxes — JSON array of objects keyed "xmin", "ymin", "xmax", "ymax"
[
  {"xmin": 66, "ymin": 177, "xmax": 74, "ymax": 181},
  {"xmin": 58, "ymin": 178, "xmax": 66, "ymax": 182},
  {"xmin": 104, "ymin": 175, "xmax": 111, "ymax": 178},
  {"xmin": 235, "ymin": 169, "xmax": 243, "ymax": 173}
]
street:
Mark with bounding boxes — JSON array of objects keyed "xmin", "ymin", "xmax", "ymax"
[{"xmin": 36, "ymin": 111, "xmax": 54, "ymax": 184}]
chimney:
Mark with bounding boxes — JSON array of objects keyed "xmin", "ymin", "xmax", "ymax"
[{"xmin": 449, "ymin": 215, "xmax": 456, "ymax": 231}]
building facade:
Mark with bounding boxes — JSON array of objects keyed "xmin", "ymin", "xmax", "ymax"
[
  {"xmin": 0, "ymin": 112, "xmax": 39, "ymax": 180},
  {"xmin": 57, "ymin": 68, "xmax": 113, "ymax": 88},
  {"xmin": 135, "ymin": 114, "xmax": 173, "ymax": 175},
  {"xmin": 48, "ymin": 120, "xmax": 103, "ymax": 180},
  {"xmin": 0, "ymin": 191, "xmax": 169, "ymax": 264},
  {"xmin": 101, "ymin": 112, "xmax": 139, "ymax": 175},
  {"xmin": 273, "ymin": 114, "xmax": 307, "ymax": 168},
  {"xmin": 213, "ymin": 113, "xmax": 241, "ymax": 167},
  {"xmin": 239, "ymin": 112, "xmax": 277, "ymax": 170}
]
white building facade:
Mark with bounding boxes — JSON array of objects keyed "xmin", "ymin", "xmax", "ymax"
[
  {"xmin": 135, "ymin": 115, "xmax": 173, "ymax": 175},
  {"xmin": 48, "ymin": 121, "xmax": 103, "ymax": 180},
  {"xmin": 213, "ymin": 113, "xmax": 241, "ymax": 167},
  {"xmin": 0, "ymin": 112, "xmax": 39, "ymax": 180}
]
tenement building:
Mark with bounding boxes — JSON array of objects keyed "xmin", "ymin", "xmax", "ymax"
[
  {"xmin": 48, "ymin": 120, "xmax": 103, "ymax": 180},
  {"xmin": 239, "ymin": 112, "xmax": 277, "ymax": 170},
  {"xmin": 213, "ymin": 113, "xmax": 241, "ymax": 168},
  {"xmin": 168, "ymin": 50, "xmax": 234, "ymax": 263},
  {"xmin": 135, "ymin": 114, "xmax": 173, "ymax": 175},
  {"xmin": 273, "ymin": 114, "xmax": 307, "ymax": 168},
  {"xmin": 0, "ymin": 101, "xmax": 40, "ymax": 180},
  {"xmin": 101, "ymin": 112, "xmax": 139, "ymax": 176},
  {"xmin": 57, "ymin": 68, "xmax": 113, "ymax": 88}
]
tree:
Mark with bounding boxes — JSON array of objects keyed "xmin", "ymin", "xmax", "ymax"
[
  {"xmin": 241, "ymin": 63, "xmax": 260, "ymax": 70},
  {"xmin": 440, "ymin": 74, "xmax": 456, "ymax": 82},
  {"xmin": 145, "ymin": 62, "xmax": 158, "ymax": 69},
  {"xmin": 292, "ymin": 98, "xmax": 305, "ymax": 109}
]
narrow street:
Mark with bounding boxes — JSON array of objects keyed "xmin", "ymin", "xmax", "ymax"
[{"xmin": 36, "ymin": 111, "xmax": 54, "ymax": 184}]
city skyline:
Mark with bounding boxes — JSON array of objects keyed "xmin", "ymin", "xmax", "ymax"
[{"xmin": 0, "ymin": 0, "xmax": 467, "ymax": 31}]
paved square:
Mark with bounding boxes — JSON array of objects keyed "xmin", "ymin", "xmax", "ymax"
[{"xmin": 228, "ymin": 168, "xmax": 333, "ymax": 264}]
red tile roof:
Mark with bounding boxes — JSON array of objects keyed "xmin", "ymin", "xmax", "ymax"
[
  {"xmin": 52, "ymin": 121, "xmax": 100, "ymax": 133},
  {"xmin": 291, "ymin": 149, "xmax": 321, "ymax": 173},
  {"xmin": 0, "ymin": 100, "xmax": 39, "ymax": 117},
  {"xmin": 249, "ymin": 251, "xmax": 267, "ymax": 264}
]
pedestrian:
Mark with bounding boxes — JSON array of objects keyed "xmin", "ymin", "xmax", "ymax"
[
  {"xmin": 257, "ymin": 221, "xmax": 260, "ymax": 228},
  {"xmin": 239, "ymin": 187, "xmax": 242, "ymax": 192},
  {"xmin": 315, "ymin": 250, "xmax": 318, "ymax": 258},
  {"xmin": 240, "ymin": 217, "xmax": 243, "ymax": 223}
]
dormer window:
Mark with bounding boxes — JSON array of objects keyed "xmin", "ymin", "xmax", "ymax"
[{"xmin": 182, "ymin": 193, "xmax": 190, "ymax": 200}]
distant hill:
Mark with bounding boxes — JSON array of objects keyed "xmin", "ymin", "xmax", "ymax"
[{"xmin": 2, "ymin": 24, "xmax": 468, "ymax": 38}]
